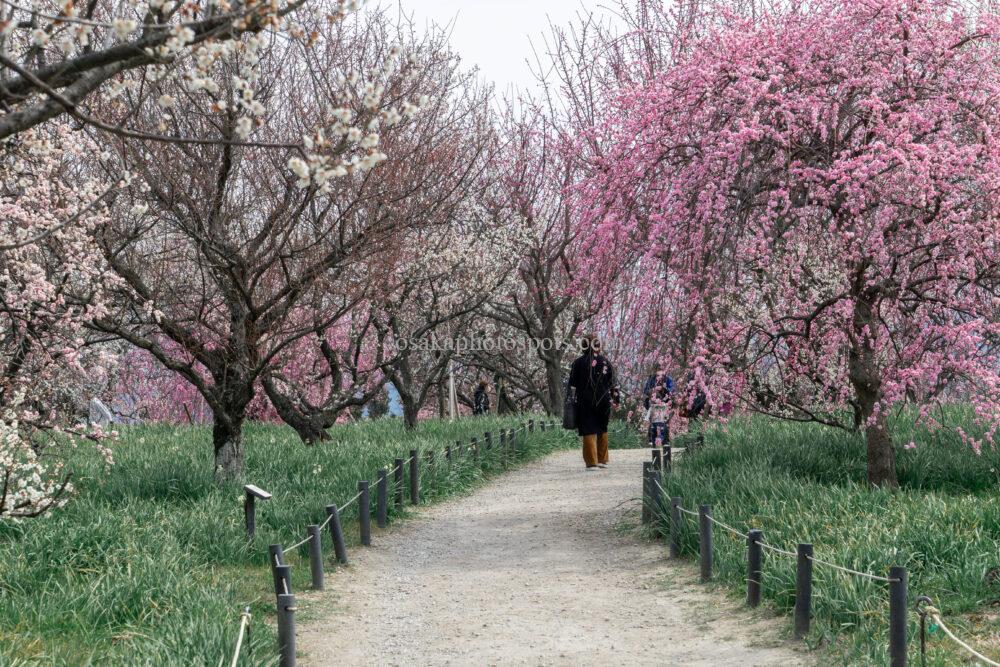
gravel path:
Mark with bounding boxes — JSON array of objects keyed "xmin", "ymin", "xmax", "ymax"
[{"xmin": 298, "ymin": 448, "xmax": 808, "ymax": 666}]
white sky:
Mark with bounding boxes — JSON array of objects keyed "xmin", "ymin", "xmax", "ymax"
[{"xmin": 397, "ymin": 0, "xmax": 616, "ymax": 95}]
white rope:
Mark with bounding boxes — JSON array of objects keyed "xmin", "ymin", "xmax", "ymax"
[
  {"xmin": 706, "ymin": 513, "xmax": 750, "ymax": 540},
  {"xmin": 340, "ymin": 490, "xmax": 363, "ymax": 510},
  {"xmin": 926, "ymin": 607, "xmax": 1000, "ymax": 666},
  {"xmin": 281, "ymin": 577, "xmax": 289, "ymax": 595},
  {"xmin": 757, "ymin": 540, "xmax": 797, "ymax": 558},
  {"xmin": 807, "ymin": 555, "xmax": 899, "ymax": 583},
  {"xmin": 677, "ymin": 506, "xmax": 700, "ymax": 517},
  {"xmin": 319, "ymin": 512, "xmax": 334, "ymax": 530},
  {"xmin": 285, "ymin": 533, "xmax": 312, "ymax": 552},
  {"xmin": 229, "ymin": 609, "xmax": 251, "ymax": 667}
]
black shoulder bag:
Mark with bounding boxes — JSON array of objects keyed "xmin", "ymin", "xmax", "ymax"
[{"xmin": 562, "ymin": 385, "xmax": 576, "ymax": 430}]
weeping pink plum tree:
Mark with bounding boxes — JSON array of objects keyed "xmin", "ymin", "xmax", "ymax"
[{"xmin": 581, "ymin": 0, "xmax": 1000, "ymax": 487}]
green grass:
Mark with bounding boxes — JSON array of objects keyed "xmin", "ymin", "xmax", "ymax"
[
  {"xmin": 0, "ymin": 416, "xmax": 574, "ymax": 666},
  {"xmin": 658, "ymin": 407, "xmax": 1000, "ymax": 665}
]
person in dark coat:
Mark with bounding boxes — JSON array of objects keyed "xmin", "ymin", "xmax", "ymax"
[
  {"xmin": 568, "ymin": 335, "xmax": 619, "ymax": 470},
  {"xmin": 473, "ymin": 380, "xmax": 490, "ymax": 415}
]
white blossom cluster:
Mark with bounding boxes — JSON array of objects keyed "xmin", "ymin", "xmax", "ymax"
[
  {"xmin": 0, "ymin": 396, "xmax": 72, "ymax": 520},
  {"xmin": 285, "ymin": 49, "xmax": 432, "ymax": 188}
]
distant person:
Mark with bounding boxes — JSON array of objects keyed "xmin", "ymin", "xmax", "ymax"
[
  {"xmin": 568, "ymin": 335, "xmax": 620, "ymax": 471},
  {"xmin": 685, "ymin": 373, "xmax": 709, "ymax": 448},
  {"xmin": 473, "ymin": 380, "xmax": 490, "ymax": 415},
  {"xmin": 643, "ymin": 369, "xmax": 674, "ymax": 447}
]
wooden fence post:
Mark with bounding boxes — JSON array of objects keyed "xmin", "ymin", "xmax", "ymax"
[
  {"xmin": 794, "ymin": 543, "xmax": 813, "ymax": 639},
  {"xmin": 699, "ymin": 505, "xmax": 713, "ymax": 582},
  {"xmin": 358, "ymin": 480, "xmax": 371, "ymax": 546},
  {"xmin": 325, "ymin": 504, "xmax": 348, "ymax": 565},
  {"xmin": 747, "ymin": 529, "xmax": 763, "ymax": 607}
]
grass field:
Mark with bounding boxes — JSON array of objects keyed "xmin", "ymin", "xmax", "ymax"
[
  {"xmin": 660, "ymin": 407, "xmax": 1000, "ymax": 665},
  {"xmin": 0, "ymin": 416, "xmax": 578, "ymax": 666}
]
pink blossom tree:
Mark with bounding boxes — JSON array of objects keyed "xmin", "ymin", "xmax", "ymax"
[{"xmin": 579, "ymin": 0, "xmax": 1000, "ymax": 487}]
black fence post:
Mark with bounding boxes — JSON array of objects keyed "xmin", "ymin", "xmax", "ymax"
[
  {"xmin": 273, "ymin": 564, "xmax": 292, "ymax": 599},
  {"xmin": 529, "ymin": 419, "xmax": 535, "ymax": 433},
  {"xmin": 307, "ymin": 525, "xmax": 324, "ymax": 590},
  {"xmin": 794, "ymin": 543, "xmax": 813, "ymax": 639},
  {"xmin": 889, "ymin": 566, "xmax": 908, "ymax": 667},
  {"xmin": 499, "ymin": 431, "xmax": 507, "ymax": 466},
  {"xmin": 244, "ymin": 492, "xmax": 256, "ymax": 540},
  {"xmin": 268, "ymin": 543, "xmax": 286, "ymax": 567},
  {"xmin": 358, "ymin": 480, "xmax": 371, "ymax": 546},
  {"xmin": 699, "ymin": 504, "xmax": 713, "ymax": 582},
  {"xmin": 540, "ymin": 420, "xmax": 547, "ymax": 432},
  {"xmin": 747, "ymin": 529, "xmax": 763, "ymax": 607},
  {"xmin": 669, "ymin": 497, "xmax": 683, "ymax": 558},
  {"xmin": 649, "ymin": 468, "xmax": 664, "ymax": 537},
  {"xmin": 641, "ymin": 462, "xmax": 652, "ymax": 525},
  {"xmin": 446, "ymin": 445, "xmax": 453, "ymax": 462},
  {"xmin": 276, "ymin": 592, "xmax": 297, "ymax": 667},
  {"xmin": 325, "ymin": 504, "xmax": 348, "ymax": 565},
  {"xmin": 268, "ymin": 544, "xmax": 286, "ymax": 599},
  {"xmin": 471, "ymin": 438, "xmax": 479, "ymax": 463},
  {"xmin": 376, "ymin": 468, "xmax": 388, "ymax": 528},
  {"xmin": 663, "ymin": 444, "xmax": 672, "ymax": 472},
  {"xmin": 244, "ymin": 485, "xmax": 271, "ymax": 540},
  {"xmin": 484, "ymin": 431, "xmax": 493, "ymax": 456},
  {"xmin": 394, "ymin": 458, "xmax": 404, "ymax": 508},
  {"xmin": 409, "ymin": 449, "xmax": 419, "ymax": 505}
]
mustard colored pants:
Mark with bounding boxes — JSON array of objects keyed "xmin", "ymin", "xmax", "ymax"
[{"xmin": 582, "ymin": 432, "xmax": 610, "ymax": 467}]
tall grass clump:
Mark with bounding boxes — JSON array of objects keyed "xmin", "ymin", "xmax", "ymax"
[
  {"xmin": 0, "ymin": 416, "xmax": 572, "ymax": 665},
  {"xmin": 662, "ymin": 407, "xmax": 1000, "ymax": 665}
]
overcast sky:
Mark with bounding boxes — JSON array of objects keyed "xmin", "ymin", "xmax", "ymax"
[{"xmin": 397, "ymin": 0, "xmax": 616, "ymax": 95}]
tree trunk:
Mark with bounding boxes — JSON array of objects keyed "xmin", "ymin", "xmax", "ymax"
[
  {"xmin": 261, "ymin": 378, "xmax": 333, "ymax": 446},
  {"xmin": 849, "ymin": 295, "xmax": 897, "ymax": 488},
  {"xmin": 437, "ymin": 379, "xmax": 446, "ymax": 418},
  {"xmin": 402, "ymin": 399, "xmax": 419, "ymax": 430},
  {"xmin": 212, "ymin": 416, "xmax": 245, "ymax": 482},
  {"xmin": 543, "ymin": 356, "xmax": 564, "ymax": 417},
  {"xmin": 493, "ymin": 373, "xmax": 516, "ymax": 415},
  {"xmin": 864, "ymin": 410, "xmax": 896, "ymax": 488},
  {"xmin": 280, "ymin": 414, "xmax": 332, "ymax": 446}
]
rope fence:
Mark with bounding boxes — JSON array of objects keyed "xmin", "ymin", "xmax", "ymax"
[
  {"xmin": 284, "ymin": 534, "xmax": 312, "ymax": 552},
  {"xmin": 643, "ymin": 449, "xmax": 989, "ymax": 666},
  {"xmin": 228, "ymin": 608, "xmax": 252, "ymax": 667},
  {"xmin": 806, "ymin": 554, "xmax": 900, "ymax": 583},
  {"xmin": 704, "ymin": 512, "xmax": 749, "ymax": 541},
  {"xmin": 229, "ymin": 417, "xmax": 559, "ymax": 667},
  {"xmin": 916, "ymin": 597, "xmax": 1000, "ymax": 667},
  {"xmin": 755, "ymin": 540, "xmax": 797, "ymax": 558}
]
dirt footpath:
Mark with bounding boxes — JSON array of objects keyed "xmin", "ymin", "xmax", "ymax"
[{"xmin": 298, "ymin": 448, "xmax": 809, "ymax": 666}]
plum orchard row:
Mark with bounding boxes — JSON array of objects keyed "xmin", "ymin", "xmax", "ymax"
[
  {"xmin": 229, "ymin": 419, "xmax": 560, "ymax": 667},
  {"xmin": 641, "ymin": 448, "xmax": 999, "ymax": 667}
]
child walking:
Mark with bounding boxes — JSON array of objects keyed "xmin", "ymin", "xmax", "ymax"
[{"xmin": 643, "ymin": 369, "xmax": 674, "ymax": 448}]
